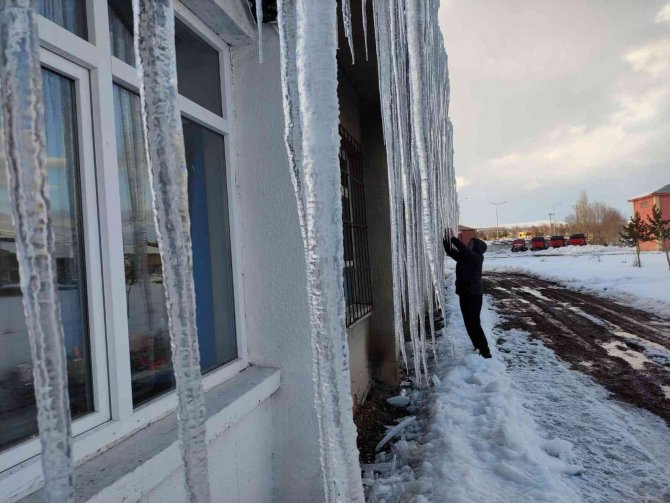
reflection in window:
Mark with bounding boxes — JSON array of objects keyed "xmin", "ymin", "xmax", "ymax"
[
  {"xmin": 0, "ymin": 69, "xmax": 93, "ymax": 451},
  {"xmin": 114, "ymin": 87, "xmax": 237, "ymax": 407},
  {"xmin": 38, "ymin": 0, "xmax": 87, "ymax": 39}
]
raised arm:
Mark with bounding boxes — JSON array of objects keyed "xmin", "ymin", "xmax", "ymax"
[
  {"xmin": 443, "ymin": 230, "xmax": 461, "ymax": 261},
  {"xmin": 450, "ymin": 236, "xmax": 479, "ymax": 262}
]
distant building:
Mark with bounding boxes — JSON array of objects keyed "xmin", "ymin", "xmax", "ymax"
[
  {"xmin": 458, "ymin": 225, "xmax": 477, "ymax": 243},
  {"xmin": 629, "ymin": 183, "xmax": 670, "ymax": 251}
]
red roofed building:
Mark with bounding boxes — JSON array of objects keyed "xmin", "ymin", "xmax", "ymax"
[
  {"xmin": 458, "ymin": 225, "xmax": 477, "ymax": 243},
  {"xmin": 629, "ymin": 183, "xmax": 670, "ymax": 251}
]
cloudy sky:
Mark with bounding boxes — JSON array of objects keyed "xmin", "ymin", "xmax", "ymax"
[{"xmin": 439, "ymin": 0, "xmax": 670, "ymax": 228}]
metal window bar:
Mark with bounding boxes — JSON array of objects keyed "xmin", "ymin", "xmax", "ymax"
[{"xmin": 339, "ymin": 126, "xmax": 373, "ymax": 326}]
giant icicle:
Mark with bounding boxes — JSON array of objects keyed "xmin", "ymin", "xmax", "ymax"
[
  {"xmin": 0, "ymin": 1, "xmax": 74, "ymax": 500},
  {"xmin": 133, "ymin": 1, "xmax": 211, "ymax": 502},
  {"xmin": 278, "ymin": 0, "xmax": 364, "ymax": 500},
  {"xmin": 371, "ymin": 0, "xmax": 459, "ymax": 384}
]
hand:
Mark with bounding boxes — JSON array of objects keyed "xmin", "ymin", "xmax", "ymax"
[{"xmin": 443, "ymin": 229, "xmax": 451, "ymax": 253}]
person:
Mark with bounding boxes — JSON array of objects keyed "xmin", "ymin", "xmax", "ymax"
[{"xmin": 443, "ymin": 230, "xmax": 492, "ymax": 359}]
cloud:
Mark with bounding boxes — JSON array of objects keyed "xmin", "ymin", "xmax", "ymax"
[
  {"xmin": 656, "ymin": 2, "xmax": 670, "ymax": 24},
  {"xmin": 624, "ymin": 39, "xmax": 670, "ymax": 76},
  {"xmin": 482, "ymin": 85, "xmax": 670, "ymax": 187},
  {"xmin": 455, "ymin": 176, "xmax": 470, "ymax": 190}
]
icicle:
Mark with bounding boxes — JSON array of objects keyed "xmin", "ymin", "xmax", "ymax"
[
  {"xmin": 0, "ymin": 1, "xmax": 74, "ymax": 500},
  {"xmin": 256, "ymin": 0, "xmax": 263, "ymax": 63},
  {"xmin": 132, "ymin": 1, "xmax": 210, "ymax": 502},
  {"xmin": 341, "ymin": 0, "xmax": 355, "ymax": 63},
  {"xmin": 280, "ymin": 0, "xmax": 364, "ymax": 500},
  {"xmin": 277, "ymin": 0, "xmax": 306, "ymax": 244},
  {"xmin": 370, "ymin": 0, "xmax": 459, "ymax": 382},
  {"xmin": 362, "ymin": 0, "xmax": 369, "ymax": 61}
]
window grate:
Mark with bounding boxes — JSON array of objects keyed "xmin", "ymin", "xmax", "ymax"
[{"xmin": 339, "ymin": 126, "xmax": 373, "ymax": 327}]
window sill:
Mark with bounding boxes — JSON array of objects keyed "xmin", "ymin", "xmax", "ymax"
[
  {"xmin": 7, "ymin": 366, "xmax": 280, "ymax": 503},
  {"xmin": 346, "ymin": 309, "xmax": 374, "ymax": 332}
]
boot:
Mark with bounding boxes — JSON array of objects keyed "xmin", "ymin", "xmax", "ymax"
[{"xmin": 480, "ymin": 348, "xmax": 492, "ymax": 359}]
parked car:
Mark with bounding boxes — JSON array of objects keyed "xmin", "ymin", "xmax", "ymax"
[
  {"xmin": 569, "ymin": 233, "xmax": 587, "ymax": 246},
  {"xmin": 511, "ymin": 239, "xmax": 528, "ymax": 252},
  {"xmin": 530, "ymin": 237, "xmax": 547, "ymax": 251},
  {"xmin": 550, "ymin": 235, "xmax": 567, "ymax": 248}
]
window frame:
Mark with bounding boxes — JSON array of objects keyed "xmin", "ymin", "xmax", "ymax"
[{"xmin": 0, "ymin": 0, "xmax": 247, "ymax": 487}]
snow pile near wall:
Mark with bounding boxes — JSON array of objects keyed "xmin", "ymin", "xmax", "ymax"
[
  {"xmin": 485, "ymin": 251, "xmax": 670, "ymax": 317},
  {"xmin": 367, "ymin": 292, "xmax": 581, "ymax": 502}
]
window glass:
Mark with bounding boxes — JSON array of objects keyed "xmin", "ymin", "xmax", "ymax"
[
  {"xmin": 38, "ymin": 0, "xmax": 87, "ymax": 39},
  {"xmin": 175, "ymin": 19, "xmax": 223, "ymax": 116},
  {"xmin": 107, "ymin": 4, "xmax": 223, "ymax": 115},
  {"xmin": 113, "ymin": 87, "xmax": 237, "ymax": 406},
  {"xmin": 0, "ymin": 69, "xmax": 93, "ymax": 451},
  {"xmin": 182, "ymin": 118, "xmax": 237, "ymax": 372},
  {"xmin": 108, "ymin": 0, "xmax": 135, "ymax": 66}
]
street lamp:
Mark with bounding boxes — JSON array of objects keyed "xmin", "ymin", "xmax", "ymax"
[{"xmin": 490, "ymin": 201, "xmax": 506, "ymax": 240}]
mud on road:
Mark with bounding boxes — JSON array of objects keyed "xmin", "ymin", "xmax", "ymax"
[{"xmin": 485, "ymin": 272, "xmax": 670, "ymax": 425}]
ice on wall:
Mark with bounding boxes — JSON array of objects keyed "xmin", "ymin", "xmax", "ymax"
[
  {"xmin": 341, "ymin": 0, "xmax": 355, "ymax": 63},
  {"xmin": 256, "ymin": 0, "xmax": 263, "ymax": 62},
  {"xmin": 372, "ymin": 0, "xmax": 459, "ymax": 384},
  {"xmin": 133, "ymin": 1, "xmax": 211, "ymax": 502},
  {"xmin": 0, "ymin": 1, "xmax": 74, "ymax": 500},
  {"xmin": 278, "ymin": 0, "xmax": 365, "ymax": 500}
]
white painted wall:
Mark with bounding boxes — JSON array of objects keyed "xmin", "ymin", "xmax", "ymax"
[
  {"xmin": 144, "ymin": 400, "xmax": 274, "ymax": 503},
  {"xmin": 231, "ymin": 28, "xmax": 325, "ymax": 502},
  {"xmin": 347, "ymin": 318, "xmax": 371, "ymax": 409}
]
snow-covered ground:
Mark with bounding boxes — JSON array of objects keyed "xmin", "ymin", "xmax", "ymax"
[
  {"xmin": 367, "ymin": 281, "xmax": 670, "ymax": 502},
  {"xmin": 484, "ymin": 245, "xmax": 670, "ymax": 317}
]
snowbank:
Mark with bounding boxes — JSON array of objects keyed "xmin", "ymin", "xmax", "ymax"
[
  {"xmin": 484, "ymin": 246, "xmax": 670, "ymax": 317},
  {"xmin": 368, "ymin": 291, "xmax": 581, "ymax": 502}
]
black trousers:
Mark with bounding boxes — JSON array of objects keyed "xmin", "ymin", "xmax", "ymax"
[{"xmin": 459, "ymin": 294, "xmax": 490, "ymax": 351}]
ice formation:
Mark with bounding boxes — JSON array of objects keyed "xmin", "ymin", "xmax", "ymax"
[
  {"xmin": 277, "ymin": 0, "xmax": 365, "ymax": 500},
  {"xmin": 133, "ymin": 1, "xmax": 211, "ymax": 502},
  {"xmin": 255, "ymin": 0, "xmax": 263, "ymax": 62},
  {"xmin": 341, "ymin": 0, "xmax": 354, "ymax": 62},
  {"xmin": 0, "ymin": 1, "xmax": 74, "ymax": 501},
  {"xmin": 372, "ymin": 0, "xmax": 458, "ymax": 384}
]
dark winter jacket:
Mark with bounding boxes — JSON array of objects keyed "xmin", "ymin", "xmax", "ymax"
[{"xmin": 445, "ymin": 236, "xmax": 487, "ymax": 296}]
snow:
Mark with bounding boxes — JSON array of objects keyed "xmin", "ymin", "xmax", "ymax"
[
  {"xmin": 368, "ymin": 280, "xmax": 670, "ymax": 501},
  {"xmin": 0, "ymin": 2, "xmax": 74, "ymax": 500},
  {"xmin": 485, "ymin": 245, "xmax": 670, "ymax": 317},
  {"xmin": 133, "ymin": 1, "xmax": 210, "ymax": 500}
]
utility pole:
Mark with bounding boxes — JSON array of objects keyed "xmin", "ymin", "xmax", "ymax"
[
  {"xmin": 490, "ymin": 201, "xmax": 506, "ymax": 240},
  {"xmin": 549, "ymin": 213, "xmax": 555, "ymax": 235}
]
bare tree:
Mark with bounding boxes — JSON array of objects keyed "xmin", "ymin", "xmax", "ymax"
[{"xmin": 566, "ymin": 192, "xmax": 626, "ymax": 245}]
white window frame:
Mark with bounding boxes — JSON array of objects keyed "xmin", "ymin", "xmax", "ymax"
[{"xmin": 0, "ymin": 0, "xmax": 247, "ymax": 495}]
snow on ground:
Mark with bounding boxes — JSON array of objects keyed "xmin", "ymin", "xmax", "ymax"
[
  {"xmin": 484, "ymin": 245, "xmax": 670, "ymax": 317},
  {"xmin": 367, "ymin": 280, "xmax": 670, "ymax": 502}
]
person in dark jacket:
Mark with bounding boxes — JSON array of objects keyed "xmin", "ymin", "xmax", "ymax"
[{"xmin": 443, "ymin": 231, "xmax": 492, "ymax": 358}]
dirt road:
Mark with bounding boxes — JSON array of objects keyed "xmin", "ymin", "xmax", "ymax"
[{"xmin": 485, "ymin": 272, "xmax": 670, "ymax": 425}]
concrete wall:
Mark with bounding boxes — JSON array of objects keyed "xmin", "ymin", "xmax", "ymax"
[
  {"xmin": 231, "ymin": 28, "xmax": 325, "ymax": 502},
  {"xmin": 348, "ymin": 317, "xmax": 370, "ymax": 409},
  {"xmin": 360, "ymin": 111, "xmax": 397, "ymax": 385}
]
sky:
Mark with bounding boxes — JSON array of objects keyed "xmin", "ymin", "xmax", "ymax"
[{"xmin": 439, "ymin": 0, "xmax": 670, "ymax": 228}]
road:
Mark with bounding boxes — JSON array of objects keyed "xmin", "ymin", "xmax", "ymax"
[{"xmin": 485, "ymin": 271, "xmax": 670, "ymax": 425}]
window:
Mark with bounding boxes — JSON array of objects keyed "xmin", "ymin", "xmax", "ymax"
[
  {"xmin": 113, "ymin": 87, "xmax": 237, "ymax": 406},
  {"xmin": 38, "ymin": 0, "xmax": 88, "ymax": 39},
  {"xmin": 0, "ymin": 0, "xmax": 243, "ymax": 483},
  {"xmin": 641, "ymin": 201, "xmax": 649, "ymax": 208},
  {"xmin": 339, "ymin": 127, "xmax": 373, "ymax": 326},
  {"xmin": 0, "ymin": 69, "xmax": 93, "ymax": 451}
]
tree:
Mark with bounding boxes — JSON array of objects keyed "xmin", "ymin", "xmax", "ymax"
[
  {"xmin": 566, "ymin": 192, "xmax": 626, "ymax": 245},
  {"xmin": 646, "ymin": 204, "xmax": 670, "ymax": 271},
  {"xmin": 620, "ymin": 212, "xmax": 651, "ymax": 267}
]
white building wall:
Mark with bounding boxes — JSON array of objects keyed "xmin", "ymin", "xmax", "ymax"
[
  {"xmin": 231, "ymin": 28, "xmax": 325, "ymax": 502},
  {"xmin": 143, "ymin": 400, "xmax": 274, "ymax": 503}
]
